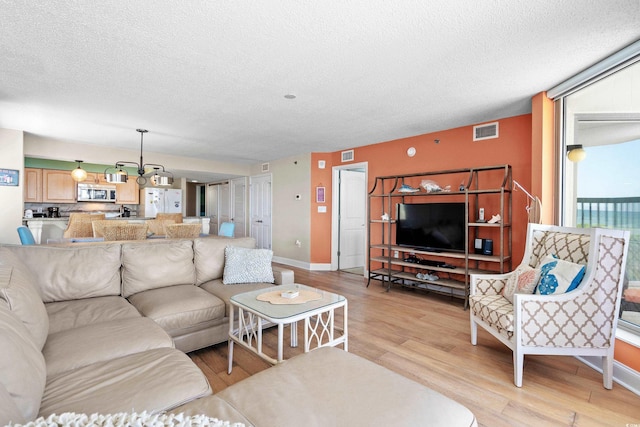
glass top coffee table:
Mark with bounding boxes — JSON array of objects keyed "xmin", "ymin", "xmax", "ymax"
[{"xmin": 228, "ymin": 283, "xmax": 348, "ymax": 373}]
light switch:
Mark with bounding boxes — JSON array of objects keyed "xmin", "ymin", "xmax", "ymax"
[{"xmin": 318, "ymin": 206, "xmax": 327, "ymax": 213}]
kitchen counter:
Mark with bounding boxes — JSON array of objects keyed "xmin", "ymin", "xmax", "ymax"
[{"xmin": 24, "ymin": 216, "xmax": 210, "ymax": 244}]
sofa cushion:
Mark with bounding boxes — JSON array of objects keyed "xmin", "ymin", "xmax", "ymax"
[
  {"xmin": 0, "ymin": 265, "xmax": 49, "ymax": 350},
  {"xmin": 45, "ymin": 296, "xmax": 141, "ymax": 335},
  {"xmin": 6, "ymin": 244, "xmax": 122, "ymax": 302},
  {"xmin": 0, "ymin": 304, "xmax": 46, "ymax": 423},
  {"xmin": 44, "ymin": 317, "xmax": 174, "ymax": 378},
  {"xmin": 201, "ymin": 279, "xmax": 274, "ymax": 317},
  {"xmin": 535, "ymin": 255, "xmax": 586, "ymax": 295},
  {"xmin": 223, "ymin": 246, "xmax": 274, "ymax": 285},
  {"xmin": 468, "ymin": 294, "xmax": 514, "ymax": 338},
  {"xmin": 193, "ymin": 237, "xmax": 256, "ymax": 285},
  {"xmin": 179, "ymin": 347, "xmax": 477, "ymax": 427},
  {"xmin": 0, "ymin": 382, "xmax": 27, "ymax": 426},
  {"xmin": 127, "ymin": 285, "xmax": 225, "ymax": 335},
  {"xmin": 122, "ymin": 240, "xmax": 196, "ymax": 297},
  {"xmin": 40, "ymin": 347, "xmax": 211, "ymax": 417}
]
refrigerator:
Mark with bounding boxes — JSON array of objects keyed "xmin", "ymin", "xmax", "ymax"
[{"xmin": 140, "ymin": 188, "xmax": 183, "ymax": 218}]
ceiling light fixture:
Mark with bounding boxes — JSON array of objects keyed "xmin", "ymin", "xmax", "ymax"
[
  {"xmin": 567, "ymin": 144, "xmax": 587, "ymax": 162},
  {"xmin": 70, "ymin": 160, "xmax": 88, "ymax": 182},
  {"xmin": 104, "ymin": 129, "xmax": 174, "ymax": 186},
  {"xmin": 284, "ymin": 94, "xmax": 296, "ymax": 99}
]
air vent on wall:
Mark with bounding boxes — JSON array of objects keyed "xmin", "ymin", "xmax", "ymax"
[
  {"xmin": 341, "ymin": 150, "xmax": 354, "ymax": 162},
  {"xmin": 473, "ymin": 122, "xmax": 499, "ymax": 141},
  {"xmin": 261, "ymin": 163, "xmax": 270, "ymax": 172}
]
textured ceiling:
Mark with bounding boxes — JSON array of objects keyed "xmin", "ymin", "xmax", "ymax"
[{"xmin": 1, "ymin": 1, "xmax": 640, "ymax": 179}]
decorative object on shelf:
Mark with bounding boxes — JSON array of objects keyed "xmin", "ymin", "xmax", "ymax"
[
  {"xmin": 70, "ymin": 160, "xmax": 88, "ymax": 182},
  {"xmin": 566, "ymin": 144, "xmax": 587, "ymax": 162},
  {"xmin": 488, "ymin": 214, "xmax": 501, "ymax": 224},
  {"xmin": 398, "ymin": 184, "xmax": 420, "ymax": 193},
  {"xmin": 381, "ymin": 212, "xmax": 389, "ymax": 221},
  {"xmin": 104, "ymin": 129, "xmax": 174, "ymax": 186}
]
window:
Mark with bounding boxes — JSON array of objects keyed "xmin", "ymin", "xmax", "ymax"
[{"xmin": 558, "ymin": 59, "xmax": 640, "ymax": 335}]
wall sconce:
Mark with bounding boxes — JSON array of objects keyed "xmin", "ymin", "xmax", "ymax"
[
  {"xmin": 567, "ymin": 144, "xmax": 587, "ymax": 162},
  {"xmin": 70, "ymin": 160, "xmax": 87, "ymax": 182}
]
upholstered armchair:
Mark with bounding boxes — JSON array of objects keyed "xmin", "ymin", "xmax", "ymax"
[{"xmin": 470, "ymin": 224, "xmax": 630, "ymax": 388}]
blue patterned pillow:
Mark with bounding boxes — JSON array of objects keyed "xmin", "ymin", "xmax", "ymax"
[
  {"xmin": 223, "ymin": 246, "xmax": 274, "ymax": 285},
  {"xmin": 535, "ymin": 255, "xmax": 586, "ymax": 295}
]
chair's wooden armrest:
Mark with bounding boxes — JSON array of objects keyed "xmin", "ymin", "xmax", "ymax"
[
  {"xmin": 272, "ymin": 265, "xmax": 295, "ymax": 285},
  {"xmin": 469, "ymin": 272, "xmax": 512, "ymax": 296}
]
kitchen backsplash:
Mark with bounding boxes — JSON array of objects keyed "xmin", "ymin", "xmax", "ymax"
[{"xmin": 24, "ymin": 202, "xmax": 139, "ymax": 217}]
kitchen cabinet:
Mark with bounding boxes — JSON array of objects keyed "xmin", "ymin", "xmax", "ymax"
[
  {"xmin": 115, "ymin": 179, "xmax": 139, "ymax": 204},
  {"xmin": 42, "ymin": 169, "xmax": 77, "ymax": 203},
  {"xmin": 24, "ymin": 168, "xmax": 43, "ymax": 203},
  {"xmin": 84, "ymin": 172, "xmax": 110, "ymax": 185}
]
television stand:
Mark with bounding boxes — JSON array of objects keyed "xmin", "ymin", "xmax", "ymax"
[{"xmin": 367, "ymin": 165, "xmax": 512, "ymax": 309}]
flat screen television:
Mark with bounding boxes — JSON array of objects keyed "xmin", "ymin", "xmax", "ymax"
[{"xmin": 396, "ymin": 202, "xmax": 466, "ymax": 252}]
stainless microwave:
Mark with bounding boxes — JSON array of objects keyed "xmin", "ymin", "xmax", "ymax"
[{"xmin": 77, "ymin": 184, "xmax": 117, "ymax": 202}]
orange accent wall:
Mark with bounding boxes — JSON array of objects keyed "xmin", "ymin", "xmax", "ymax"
[
  {"xmin": 310, "ymin": 153, "xmax": 334, "ymax": 264},
  {"xmin": 310, "ymin": 114, "xmax": 533, "ymax": 266},
  {"xmin": 615, "ymin": 339, "xmax": 640, "ymax": 372}
]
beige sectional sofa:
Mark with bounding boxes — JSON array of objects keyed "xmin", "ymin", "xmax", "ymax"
[{"xmin": 0, "ymin": 236, "xmax": 477, "ymax": 427}]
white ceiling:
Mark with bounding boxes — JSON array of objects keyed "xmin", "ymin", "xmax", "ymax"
[{"xmin": 2, "ymin": 1, "xmax": 640, "ymax": 180}]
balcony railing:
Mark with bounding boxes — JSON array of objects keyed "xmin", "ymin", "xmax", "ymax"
[{"xmin": 577, "ymin": 197, "xmax": 640, "ymax": 331}]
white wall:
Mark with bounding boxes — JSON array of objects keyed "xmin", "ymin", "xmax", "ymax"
[
  {"xmin": 255, "ymin": 154, "xmax": 311, "ymax": 265},
  {"xmin": 0, "ymin": 129, "xmax": 25, "ymax": 244}
]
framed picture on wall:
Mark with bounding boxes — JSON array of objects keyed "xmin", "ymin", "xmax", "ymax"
[
  {"xmin": 0, "ymin": 169, "xmax": 19, "ymax": 186},
  {"xmin": 316, "ymin": 186, "xmax": 325, "ymax": 203}
]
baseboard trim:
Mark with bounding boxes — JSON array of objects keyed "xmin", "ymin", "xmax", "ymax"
[
  {"xmin": 309, "ymin": 263, "xmax": 331, "ymax": 271},
  {"xmin": 272, "ymin": 256, "xmax": 310, "ymax": 270},
  {"xmin": 577, "ymin": 356, "xmax": 640, "ymax": 396}
]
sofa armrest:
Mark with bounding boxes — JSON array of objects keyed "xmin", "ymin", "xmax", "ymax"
[{"xmin": 272, "ymin": 265, "xmax": 294, "ymax": 285}]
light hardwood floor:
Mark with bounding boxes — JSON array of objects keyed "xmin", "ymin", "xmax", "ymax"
[{"xmin": 189, "ymin": 266, "xmax": 640, "ymax": 427}]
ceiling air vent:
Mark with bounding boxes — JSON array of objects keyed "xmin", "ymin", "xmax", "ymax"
[
  {"xmin": 341, "ymin": 150, "xmax": 354, "ymax": 162},
  {"xmin": 473, "ymin": 122, "xmax": 499, "ymax": 141},
  {"xmin": 261, "ymin": 163, "xmax": 270, "ymax": 172}
]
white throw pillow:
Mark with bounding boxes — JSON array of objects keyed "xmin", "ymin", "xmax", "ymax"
[
  {"xmin": 223, "ymin": 246, "xmax": 274, "ymax": 285},
  {"xmin": 9, "ymin": 411, "xmax": 245, "ymax": 427},
  {"xmin": 501, "ymin": 265, "xmax": 540, "ymax": 303},
  {"xmin": 535, "ymin": 255, "xmax": 586, "ymax": 295}
]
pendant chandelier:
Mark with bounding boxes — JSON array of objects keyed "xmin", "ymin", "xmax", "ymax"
[
  {"xmin": 104, "ymin": 129, "xmax": 174, "ymax": 186},
  {"xmin": 70, "ymin": 160, "xmax": 88, "ymax": 182}
]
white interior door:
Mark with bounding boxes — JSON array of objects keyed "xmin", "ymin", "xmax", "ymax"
[
  {"xmin": 219, "ymin": 183, "xmax": 230, "ymax": 230},
  {"xmin": 206, "ymin": 184, "xmax": 219, "ymax": 235},
  {"xmin": 250, "ymin": 174, "xmax": 272, "ymax": 249},
  {"xmin": 338, "ymin": 169, "xmax": 366, "ymax": 270},
  {"xmin": 231, "ymin": 177, "xmax": 247, "ymax": 238}
]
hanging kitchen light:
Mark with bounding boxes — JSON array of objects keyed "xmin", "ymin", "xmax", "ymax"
[
  {"xmin": 70, "ymin": 160, "xmax": 88, "ymax": 182},
  {"xmin": 104, "ymin": 129, "xmax": 174, "ymax": 186}
]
